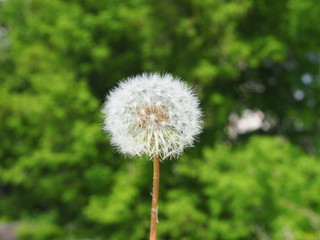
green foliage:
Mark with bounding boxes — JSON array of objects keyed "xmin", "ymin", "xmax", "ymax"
[
  {"xmin": 17, "ymin": 220, "xmax": 62, "ymax": 240},
  {"xmin": 1, "ymin": 0, "xmax": 320, "ymax": 239},
  {"xmin": 175, "ymin": 137, "xmax": 320, "ymax": 239}
]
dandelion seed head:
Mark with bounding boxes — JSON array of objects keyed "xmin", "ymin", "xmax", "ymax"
[{"xmin": 102, "ymin": 73, "xmax": 202, "ymax": 159}]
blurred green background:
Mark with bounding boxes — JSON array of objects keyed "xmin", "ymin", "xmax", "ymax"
[{"xmin": 1, "ymin": 0, "xmax": 320, "ymax": 239}]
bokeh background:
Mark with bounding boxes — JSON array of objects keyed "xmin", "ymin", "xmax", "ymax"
[{"xmin": 1, "ymin": 0, "xmax": 320, "ymax": 239}]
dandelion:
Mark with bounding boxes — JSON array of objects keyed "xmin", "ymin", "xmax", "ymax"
[{"xmin": 102, "ymin": 73, "xmax": 202, "ymax": 240}]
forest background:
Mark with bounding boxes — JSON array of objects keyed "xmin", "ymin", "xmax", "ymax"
[{"xmin": 1, "ymin": 0, "xmax": 320, "ymax": 239}]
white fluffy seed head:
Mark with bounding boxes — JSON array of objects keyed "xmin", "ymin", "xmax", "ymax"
[{"xmin": 102, "ymin": 73, "xmax": 202, "ymax": 160}]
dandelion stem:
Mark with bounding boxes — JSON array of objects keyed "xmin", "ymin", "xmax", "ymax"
[{"xmin": 149, "ymin": 154, "xmax": 160, "ymax": 240}]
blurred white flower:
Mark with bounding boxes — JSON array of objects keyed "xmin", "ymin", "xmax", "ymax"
[{"xmin": 102, "ymin": 73, "xmax": 202, "ymax": 159}]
